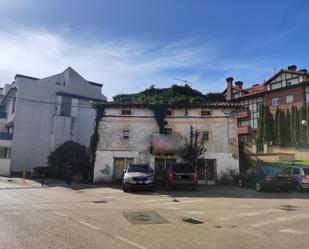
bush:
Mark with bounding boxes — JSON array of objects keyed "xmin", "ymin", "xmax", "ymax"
[
  {"xmin": 48, "ymin": 141, "xmax": 90, "ymax": 181},
  {"xmin": 218, "ymin": 168, "xmax": 239, "ymax": 185}
]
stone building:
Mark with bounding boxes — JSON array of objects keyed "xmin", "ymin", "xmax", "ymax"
[{"xmin": 93, "ymin": 102, "xmax": 240, "ymax": 185}]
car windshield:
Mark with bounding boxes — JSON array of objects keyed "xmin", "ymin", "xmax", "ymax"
[
  {"xmin": 303, "ymin": 168, "xmax": 309, "ymax": 175},
  {"xmin": 128, "ymin": 165, "xmax": 151, "ymax": 173},
  {"xmin": 171, "ymin": 164, "xmax": 194, "ymax": 173},
  {"xmin": 261, "ymin": 166, "xmax": 282, "ymax": 176}
]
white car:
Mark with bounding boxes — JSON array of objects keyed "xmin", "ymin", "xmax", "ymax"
[{"xmin": 123, "ymin": 164, "xmax": 155, "ymax": 192}]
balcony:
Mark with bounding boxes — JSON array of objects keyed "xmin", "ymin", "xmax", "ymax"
[
  {"xmin": 0, "ymin": 133, "xmax": 12, "ymax": 140},
  {"xmin": 236, "ymin": 110, "xmax": 251, "ymax": 119},
  {"xmin": 237, "ymin": 126, "xmax": 251, "ymax": 135}
]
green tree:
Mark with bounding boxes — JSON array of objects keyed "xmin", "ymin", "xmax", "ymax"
[
  {"xmin": 48, "ymin": 141, "xmax": 89, "ymax": 180},
  {"xmin": 307, "ymin": 105, "xmax": 309, "ymax": 144},
  {"xmin": 285, "ymin": 110, "xmax": 291, "ymax": 144},
  {"xmin": 290, "ymin": 106, "xmax": 295, "ymax": 144},
  {"xmin": 256, "ymin": 103, "xmax": 265, "ymax": 144},
  {"xmin": 274, "ymin": 107, "xmax": 280, "ymax": 145},
  {"xmin": 263, "ymin": 105, "xmax": 273, "ymax": 143},
  {"xmin": 181, "ymin": 126, "xmax": 206, "ymax": 168},
  {"xmin": 300, "ymin": 106, "xmax": 307, "ymax": 144},
  {"xmin": 293, "ymin": 108, "xmax": 300, "ymax": 145},
  {"xmin": 278, "ymin": 110, "xmax": 285, "ymax": 146}
]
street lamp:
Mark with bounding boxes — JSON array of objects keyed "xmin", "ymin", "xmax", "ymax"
[{"xmin": 301, "ymin": 120, "xmax": 307, "ymax": 126}]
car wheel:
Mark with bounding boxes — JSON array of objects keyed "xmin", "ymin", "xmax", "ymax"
[
  {"xmin": 256, "ymin": 182, "xmax": 263, "ymax": 192},
  {"xmin": 296, "ymin": 183, "xmax": 303, "ymax": 192}
]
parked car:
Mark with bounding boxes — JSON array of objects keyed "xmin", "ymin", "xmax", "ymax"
[
  {"xmin": 282, "ymin": 166, "xmax": 309, "ymax": 192},
  {"xmin": 239, "ymin": 166, "xmax": 292, "ymax": 192},
  {"xmin": 162, "ymin": 163, "xmax": 197, "ymax": 191},
  {"xmin": 123, "ymin": 164, "xmax": 155, "ymax": 192}
]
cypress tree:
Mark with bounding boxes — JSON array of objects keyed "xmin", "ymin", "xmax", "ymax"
[
  {"xmin": 274, "ymin": 107, "xmax": 280, "ymax": 145},
  {"xmin": 285, "ymin": 110, "xmax": 291, "ymax": 144},
  {"xmin": 307, "ymin": 105, "xmax": 309, "ymax": 144},
  {"xmin": 256, "ymin": 103, "xmax": 265, "ymax": 144},
  {"xmin": 278, "ymin": 110, "xmax": 285, "ymax": 146},
  {"xmin": 263, "ymin": 105, "xmax": 272, "ymax": 143},
  {"xmin": 300, "ymin": 106, "xmax": 307, "ymax": 144},
  {"xmin": 269, "ymin": 112, "xmax": 274, "ymax": 144},
  {"xmin": 290, "ymin": 106, "xmax": 295, "ymax": 144},
  {"xmin": 293, "ymin": 108, "xmax": 300, "ymax": 145}
]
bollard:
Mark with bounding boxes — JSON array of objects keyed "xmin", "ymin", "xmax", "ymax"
[{"xmin": 22, "ymin": 171, "xmax": 26, "ymax": 183}]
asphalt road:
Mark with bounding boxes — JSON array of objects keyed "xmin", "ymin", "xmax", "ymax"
[{"xmin": 1, "ymin": 178, "xmax": 309, "ymax": 249}]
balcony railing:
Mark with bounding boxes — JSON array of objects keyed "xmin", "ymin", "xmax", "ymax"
[
  {"xmin": 0, "ymin": 133, "xmax": 12, "ymax": 140},
  {"xmin": 237, "ymin": 126, "xmax": 251, "ymax": 135},
  {"xmin": 236, "ymin": 110, "xmax": 251, "ymax": 119}
]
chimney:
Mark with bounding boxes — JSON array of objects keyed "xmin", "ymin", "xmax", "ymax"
[
  {"xmin": 226, "ymin": 77, "xmax": 234, "ymax": 101},
  {"xmin": 287, "ymin": 65, "xmax": 297, "ymax": 71},
  {"xmin": 235, "ymin": 81, "xmax": 243, "ymax": 89}
]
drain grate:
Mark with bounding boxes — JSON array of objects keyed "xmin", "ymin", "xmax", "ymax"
[
  {"xmin": 92, "ymin": 200, "xmax": 107, "ymax": 204},
  {"xmin": 182, "ymin": 218, "xmax": 203, "ymax": 224},
  {"xmin": 280, "ymin": 205, "xmax": 298, "ymax": 211},
  {"xmin": 123, "ymin": 211, "xmax": 169, "ymax": 224}
]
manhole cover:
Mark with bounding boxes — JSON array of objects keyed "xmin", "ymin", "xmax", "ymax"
[
  {"xmin": 280, "ymin": 205, "xmax": 298, "ymax": 211},
  {"xmin": 182, "ymin": 218, "xmax": 203, "ymax": 224},
  {"xmin": 92, "ymin": 200, "xmax": 107, "ymax": 204},
  {"xmin": 123, "ymin": 211, "xmax": 169, "ymax": 225}
]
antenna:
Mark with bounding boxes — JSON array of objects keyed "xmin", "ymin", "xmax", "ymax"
[{"xmin": 174, "ymin": 77, "xmax": 193, "ymax": 85}]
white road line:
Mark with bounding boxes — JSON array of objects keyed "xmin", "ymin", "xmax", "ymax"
[
  {"xmin": 77, "ymin": 220, "xmax": 100, "ymax": 230},
  {"xmin": 252, "ymin": 213, "xmax": 309, "ymax": 228},
  {"xmin": 115, "ymin": 236, "xmax": 147, "ymax": 249},
  {"xmin": 133, "ymin": 199, "xmax": 166, "ymax": 204},
  {"xmin": 153, "ymin": 199, "xmax": 205, "ymax": 206},
  {"xmin": 32, "ymin": 204, "xmax": 43, "ymax": 209},
  {"xmin": 279, "ymin": 229, "xmax": 306, "ymax": 235},
  {"xmin": 51, "ymin": 211, "xmax": 67, "ymax": 217}
]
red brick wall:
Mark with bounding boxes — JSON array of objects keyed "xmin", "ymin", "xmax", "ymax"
[{"xmin": 264, "ymin": 86, "xmax": 305, "ymax": 113}]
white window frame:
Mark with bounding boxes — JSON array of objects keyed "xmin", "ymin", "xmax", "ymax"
[
  {"xmin": 122, "ymin": 129, "xmax": 130, "ymax": 140},
  {"xmin": 285, "ymin": 95, "xmax": 294, "ymax": 104},
  {"xmin": 272, "ymin": 97, "xmax": 279, "ymax": 106}
]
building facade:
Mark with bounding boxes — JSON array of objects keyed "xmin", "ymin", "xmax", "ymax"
[
  {"xmin": 93, "ymin": 103, "xmax": 240, "ymax": 185},
  {"xmin": 223, "ymin": 65, "xmax": 309, "ymax": 141},
  {"xmin": 0, "ymin": 67, "xmax": 106, "ymax": 175}
]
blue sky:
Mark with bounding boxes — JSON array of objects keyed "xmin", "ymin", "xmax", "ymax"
[{"xmin": 0, "ymin": 0, "xmax": 308, "ymax": 99}]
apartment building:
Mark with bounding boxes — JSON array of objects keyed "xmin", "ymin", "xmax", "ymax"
[{"xmin": 0, "ymin": 67, "xmax": 106, "ymax": 175}]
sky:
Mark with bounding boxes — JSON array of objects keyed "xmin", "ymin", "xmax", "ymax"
[{"xmin": 0, "ymin": 0, "xmax": 308, "ymax": 100}]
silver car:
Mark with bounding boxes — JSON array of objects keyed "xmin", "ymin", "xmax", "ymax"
[
  {"xmin": 123, "ymin": 164, "xmax": 155, "ymax": 192},
  {"xmin": 282, "ymin": 166, "xmax": 309, "ymax": 191}
]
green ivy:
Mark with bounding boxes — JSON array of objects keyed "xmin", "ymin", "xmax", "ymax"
[
  {"xmin": 88, "ymin": 105, "xmax": 105, "ymax": 182},
  {"xmin": 149, "ymin": 105, "xmax": 168, "ymax": 133}
]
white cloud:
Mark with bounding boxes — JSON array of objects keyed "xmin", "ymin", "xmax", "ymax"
[{"xmin": 0, "ymin": 24, "xmax": 220, "ymax": 99}]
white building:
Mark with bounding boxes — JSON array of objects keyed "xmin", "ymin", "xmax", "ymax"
[
  {"xmin": 93, "ymin": 103, "xmax": 240, "ymax": 185},
  {"xmin": 0, "ymin": 67, "xmax": 106, "ymax": 176}
]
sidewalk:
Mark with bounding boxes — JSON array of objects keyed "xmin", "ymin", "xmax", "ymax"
[{"xmin": 0, "ymin": 176, "xmax": 95, "ymax": 190}]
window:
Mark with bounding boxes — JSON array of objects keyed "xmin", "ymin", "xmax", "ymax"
[
  {"xmin": 202, "ymin": 131, "xmax": 209, "ymax": 141},
  {"xmin": 60, "ymin": 96, "xmax": 72, "ymax": 116},
  {"xmin": 272, "ymin": 97, "xmax": 279, "ymax": 106},
  {"xmin": 200, "ymin": 110, "xmax": 211, "ymax": 116},
  {"xmin": 122, "ymin": 129, "xmax": 130, "ymax": 140},
  {"xmin": 164, "ymin": 128, "xmax": 172, "ymax": 134},
  {"xmin": 282, "ymin": 168, "xmax": 291, "ymax": 175},
  {"xmin": 286, "ymin": 95, "xmax": 294, "ymax": 104},
  {"xmin": 121, "ymin": 109, "xmax": 132, "ymax": 115},
  {"xmin": 165, "ymin": 110, "xmax": 172, "ymax": 116}
]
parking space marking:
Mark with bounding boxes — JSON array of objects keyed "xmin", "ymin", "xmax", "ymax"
[
  {"xmin": 279, "ymin": 229, "xmax": 306, "ymax": 235},
  {"xmin": 219, "ymin": 209, "xmax": 283, "ymax": 221},
  {"xmin": 78, "ymin": 220, "xmax": 100, "ymax": 230},
  {"xmin": 252, "ymin": 213, "xmax": 309, "ymax": 228},
  {"xmin": 51, "ymin": 211, "xmax": 67, "ymax": 217},
  {"xmin": 115, "ymin": 236, "xmax": 147, "ymax": 249}
]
